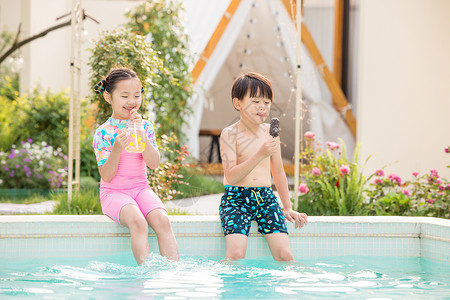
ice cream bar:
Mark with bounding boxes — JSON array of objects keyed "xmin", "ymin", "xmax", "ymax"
[{"xmin": 269, "ymin": 117, "xmax": 280, "ymax": 137}]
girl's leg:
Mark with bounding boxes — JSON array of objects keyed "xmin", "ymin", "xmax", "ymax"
[
  {"xmin": 224, "ymin": 234, "xmax": 248, "ymax": 260},
  {"xmin": 119, "ymin": 204, "xmax": 150, "ymax": 265},
  {"xmin": 265, "ymin": 233, "xmax": 294, "ymax": 261},
  {"xmin": 146, "ymin": 209, "xmax": 179, "ymax": 261}
]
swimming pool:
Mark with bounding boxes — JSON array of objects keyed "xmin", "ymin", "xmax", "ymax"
[{"xmin": 0, "ymin": 216, "xmax": 449, "ymax": 298}]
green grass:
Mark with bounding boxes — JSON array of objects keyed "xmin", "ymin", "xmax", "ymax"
[
  {"xmin": 0, "ymin": 190, "xmax": 65, "ymax": 204},
  {"xmin": 173, "ymin": 167, "xmax": 224, "ymax": 199},
  {"xmin": 51, "ymin": 187, "xmax": 102, "ymax": 215}
]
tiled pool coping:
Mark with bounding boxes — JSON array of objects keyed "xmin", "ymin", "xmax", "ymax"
[{"xmin": 0, "ymin": 216, "xmax": 449, "ymax": 263}]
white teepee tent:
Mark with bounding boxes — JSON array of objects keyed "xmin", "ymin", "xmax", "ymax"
[{"xmin": 182, "ymin": 0, "xmax": 355, "ymax": 163}]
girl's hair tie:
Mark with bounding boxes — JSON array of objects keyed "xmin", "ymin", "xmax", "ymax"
[{"xmin": 94, "ymin": 79, "xmax": 107, "ymax": 94}]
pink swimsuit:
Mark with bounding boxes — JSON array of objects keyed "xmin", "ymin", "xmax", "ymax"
[{"xmin": 93, "ymin": 117, "xmax": 165, "ymax": 224}]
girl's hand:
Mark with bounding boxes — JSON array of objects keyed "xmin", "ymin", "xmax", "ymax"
[
  {"xmin": 129, "ymin": 108, "xmax": 143, "ymax": 123},
  {"xmin": 284, "ymin": 208, "xmax": 308, "ymax": 229},
  {"xmin": 113, "ymin": 129, "xmax": 128, "ymax": 151}
]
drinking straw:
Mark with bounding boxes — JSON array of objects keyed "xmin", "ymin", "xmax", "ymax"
[{"xmin": 133, "ymin": 122, "xmax": 138, "ymax": 150}]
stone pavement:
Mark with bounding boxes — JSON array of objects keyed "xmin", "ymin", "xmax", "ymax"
[
  {"xmin": 164, "ymin": 194, "xmax": 222, "ymax": 215},
  {"xmin": 0, "ymin": 200, "xmax": 57, "ymax": 215},
  {"xmin": 0, "ymin": 192, "xmax": 282, "ymax": 215}
]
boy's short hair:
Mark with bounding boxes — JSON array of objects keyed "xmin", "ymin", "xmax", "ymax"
[{"xmin": 231, "ymin": 72, "xmax": 273, "ymax": 101}]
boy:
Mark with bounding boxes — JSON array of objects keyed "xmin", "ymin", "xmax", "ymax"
[{"xmin": 219, "ymin": 72, "xmax": 308, "ymax": 261}]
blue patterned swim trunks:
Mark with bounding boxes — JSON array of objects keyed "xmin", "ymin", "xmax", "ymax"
[{"xmin": 219, "ymin": 185, "xmax": 288, "ymax": 236}]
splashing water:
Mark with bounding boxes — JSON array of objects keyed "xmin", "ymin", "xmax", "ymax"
[{"xmin": 0, "ymin": 254, "xmax": 449, "ymax": 299}]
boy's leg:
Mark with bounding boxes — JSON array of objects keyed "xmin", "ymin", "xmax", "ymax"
[
  {"xmin": 265, "ymin": 233, "xmax": 294, "ymax": 262},
  {"xmin": 120, "ymin": 204, "xmax": 151, "ymax": 265},
  {"xmin": 146, "ymin": 208, "xmax": 179, "ymax": 261},
  {"xmin": 225, "ymin": 234, "xmax": 248, "ymax": 260}
]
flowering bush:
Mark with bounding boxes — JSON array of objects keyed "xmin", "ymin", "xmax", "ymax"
[
  {"xmin": 296, "ymin": 132, "xmax": 372, "ymax": 216},
  {"xmin": 0, "ymin": 140, "xmax": 67, "ymax": 189},
  {"xmin": 446, "ymin": 146, "xmax": 450, "ymax": 168},
  {"xmin": 367, "ymin": 169, "xmax": 449, "ymax": 218},
  {"xmin": 147, "ymin": 133, "xmax": 191, "ymax": 201}
]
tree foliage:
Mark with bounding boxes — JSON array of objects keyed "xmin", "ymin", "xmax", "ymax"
[
  {"xmin": 88, "ymin": 27, "xmax": 167, "ymax": 124},
  {"xmin": 126, "ymin": 0, "xmax": 193, "ymax": 140}
]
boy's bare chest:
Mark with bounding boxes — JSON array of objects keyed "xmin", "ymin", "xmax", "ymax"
[{"xmin": 235, "ymin": 132, "xmax": 265, "ymax": 161}]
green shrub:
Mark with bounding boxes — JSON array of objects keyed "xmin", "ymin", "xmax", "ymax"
[
  {"xmin": 126, "ymin": 0, "xmax": 193, "ymax": 140},
  {"xmin": 52, "ymin": 177, "xmax": 101, "ymax": 215},
  {"xmin": 0, "ymin": 93, "xmax": 23, "ymax": 150},
  {"xmin": 80, "ymin": 137, "xmax": 100, "ymax": 181},
  {"xmin": 370, "ymin": 192, "xmax": 412, "ymax": 216},
  {"xmin": 88, "ymin": 27, "xmax": 168, "ymax": 125},
  {"xmin": 296, "ymin": 132, "xmax": 372, "ymax": 216},
  {"xmin": 367, "ymin": 169, "xmax": 449, "ymax": 218},
  {"xmin": 17, "ymin": 86, "xmax": 70, "ymax": 151},
  {"xmin": 147, "ymin": 133, "xmax": 190, "ymax": 201}
]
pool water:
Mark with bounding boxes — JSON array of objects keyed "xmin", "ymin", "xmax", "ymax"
[{"xmin": 0, "ymin": 254, "xmax": 449, "ymax": 299}]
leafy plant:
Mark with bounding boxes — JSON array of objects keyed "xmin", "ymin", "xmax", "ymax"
[
  {"xmin": 126, "ymin": 0, "xmax": 193, "ymax": 140},
  {"xmin": 367, "ymin": 170, "xmax": 449, "ymax": 218},
  {"xmin": 52, "ymin": 177, "xmax": 101, "ymax": 215},
  {"xmin": 0, "ymin": 140, "xmax": 67, "ymax": 189},
  {"xmin": 370, "ymin": 192, "xmax": 412, "ymax": 216},
  {"xmin": 17, "ymin": 86, "xmax": 70, "ymax": 151},
  {"xmin": 147, "ymin": 133, "xmax": 191, "ymax": 201},
  {"xmin": 0, "ymin": 29, "xmax": 20, "ymax": 101},
  {"xmin": 0, "ymin": 93, "xmax": 23, "ymax": 151},
  {"xmin": 88, "ymin": 27, "xmax": 168, "ymax": 125},
  {"xmin": 296, "ymin": 132, "xmax": 372, "ymax": 216}
]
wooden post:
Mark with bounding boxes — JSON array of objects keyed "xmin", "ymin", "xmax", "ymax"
[
  {"xmin": 293, "ymin": 0, "xmax": 303, "ymax": 210},
  {"xmin": 280, "ymin": 0, "xmax": 356, "ymax": 137},
  {"xmin": 302, "ymin": 25, "xmax": 356, "ymax": 137},
  {"xmin": 333, "ymin": 0, "xmax": 344, "ymax": 84},
  {"xmin": 68, "ymin": 0, "xmax": 82, "ymax": 203},
  {"xmin": 190, "ymin": 0, "xmax": 242, "ymax": 82}
]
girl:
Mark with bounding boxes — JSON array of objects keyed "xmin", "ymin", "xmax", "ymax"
[{"xmin": 92, "ymin": 67, "xmax": 179, "ymax": 264}]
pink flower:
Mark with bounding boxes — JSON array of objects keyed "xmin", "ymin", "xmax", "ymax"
[
  {"xmin": 445, "ymin": 146, "xmax": 450, "ymax": 153},
  {"xmin": 340, "ymin": 164, "xmax": 350, "ymax": 176},
  {"xmin": 402, "ymin": 189, "xmax": 411, "ymax": 197},
  {"xmin": 375, "ymin": 169, "xmax": 384, "ymax": 177},
  {"xmin": 326, "ymin": 141, "xmax": 340, "ymax": 150},
  {"xmin": 374, "ymin": 179, "xmax": 383, "ymax": 185},
  {"xmin": 426, "ymin": 199, "xmax": 434, "ymax": 204},
  {"xmin": 436, "ymin": 179, "xmax": 442, "ymax": 185},
  {"xmin": 312, "ymin": 167, "xmax": 321, "ymax": 176},
  {"xmin": 388, "ymin": 173, "xmax": 402, "ymax": 186},
  {"xmin": 412, "ymin": 172, "xmax": 419, "ymax": 177},
  {"xmin": 430, "ymin": 169, "xmax": 439, "ymax": 178},
  {"xmin": 299, "ymin": 183, "xmax": 309, "ymax": 194},
  {"xmin": 304, "ymin": 131, "xmax": 315, "ymax": 140}
]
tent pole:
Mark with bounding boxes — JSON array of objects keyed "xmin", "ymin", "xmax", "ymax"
[{"xmin": 293, "ymin": 0, "xmax": 303, "ymax": 211}]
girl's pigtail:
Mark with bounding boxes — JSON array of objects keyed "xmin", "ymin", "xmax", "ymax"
[{"xmin": 94, "ymin": 79, "xmax": 107, "ymax": 94}]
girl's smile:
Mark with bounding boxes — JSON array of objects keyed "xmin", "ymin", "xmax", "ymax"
[{"xmin": 106, "ymin": 78, "xmax": 143, "ymax": 120}]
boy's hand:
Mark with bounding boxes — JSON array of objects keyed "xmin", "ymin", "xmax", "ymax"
[
  {"xmin": 114, "ymin": 130, "xmax": 128, "ymax": 151},
  {"xmin": 258, "ymin": 138, "xmax": 278, "ymax": 158},
  {"xmin": 284, "ymin": 208, "xmax": 308, "ymax": 229}
]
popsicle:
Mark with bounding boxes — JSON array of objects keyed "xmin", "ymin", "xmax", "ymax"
[{"xmin": 269, "ymin": 117, "xmax": 280, "ymax": 137}]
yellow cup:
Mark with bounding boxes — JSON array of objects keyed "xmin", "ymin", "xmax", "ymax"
[{"xmin": 125, "ymin": 122, "xmax": 146, "ymax": 153}]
